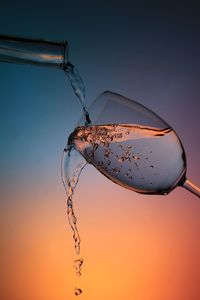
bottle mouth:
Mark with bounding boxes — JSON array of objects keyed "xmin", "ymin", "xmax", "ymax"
[{"xmin": 62, "ymin": 40, "xmax": 69, "ymax": 69}]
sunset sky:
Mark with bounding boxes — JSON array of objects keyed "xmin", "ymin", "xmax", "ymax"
[{"xmin": 0, "ymin": 1, "xmax": 200, "ymax": 300}]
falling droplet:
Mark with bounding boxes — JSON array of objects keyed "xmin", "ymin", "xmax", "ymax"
[{"xmin": 74, "ymin": 288, "xmax": 82, "ymax": 296}]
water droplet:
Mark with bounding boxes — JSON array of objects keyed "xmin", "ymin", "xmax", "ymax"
[{"xmin": 74, "ymin": 288, "xmax": 82, "ymax": 296}]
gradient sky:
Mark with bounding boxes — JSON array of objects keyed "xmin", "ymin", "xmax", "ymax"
[{"xmin": 0, "ymin": 1, "xmax": 200, "ymax": 300}]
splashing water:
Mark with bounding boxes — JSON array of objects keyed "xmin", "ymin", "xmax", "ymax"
[
  {"xmin": 62, "ymin": 146, "xmax": 87, "ymax": 254},
  {"xmin": 61, "ymin": 143, "xmax": 88, "ymax": 295},
  {"xmin": 62, "ymin": 66, "xmax": 185, "ymax": 296},
  {"xmin": 62, "ymin": 62, "xmax": 92, "ymax": 296}
]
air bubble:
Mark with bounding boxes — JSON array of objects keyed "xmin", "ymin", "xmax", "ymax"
[
  {"xmin": 133, "ymin": 155, "xmax": 140, "ymax": 160},
  {"xmin": 107, "ymin": 160, "xmax": 111, "ymax": 166}
]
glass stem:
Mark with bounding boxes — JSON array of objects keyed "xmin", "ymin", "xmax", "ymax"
[{"xmin": 182, "ymin": 179, "xmax": 200, "ymax": 198}]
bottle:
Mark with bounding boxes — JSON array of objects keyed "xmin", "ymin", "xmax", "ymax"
[{"xmin": 0, "ymin": 34, "xmax": 68, "ymax": 69}]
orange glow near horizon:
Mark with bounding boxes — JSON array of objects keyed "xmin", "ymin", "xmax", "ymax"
[{"xmin": 1, "ymin": 165, "xmax": 200, "ymax": 300}]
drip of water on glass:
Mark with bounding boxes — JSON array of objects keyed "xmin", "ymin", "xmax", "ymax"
[{"xmin": 68, "ymin": 124, "xmax": 186, "ymax": 194}]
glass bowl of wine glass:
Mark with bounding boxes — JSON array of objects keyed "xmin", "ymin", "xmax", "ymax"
[{"xmin": 68, "ymin": 91, "xmax": 199, "ymax": 197}]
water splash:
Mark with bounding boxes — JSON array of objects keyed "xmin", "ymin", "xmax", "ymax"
[
  {"xmin": 61, "ymin": 145, "xmax": 87, "ymax": 295},
  {"xmin": 62, "ymin": 60, "xmax": 93, "ymax": 296},
  {"xmin": 62, "ymin": 146, "xmax": 87, "ymax": 254}
]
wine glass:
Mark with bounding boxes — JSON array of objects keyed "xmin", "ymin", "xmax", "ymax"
[{"xmin": 69, "ymin": 91, "xmax": 199, "ymax": 198}]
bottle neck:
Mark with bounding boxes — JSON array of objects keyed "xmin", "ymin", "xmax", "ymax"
[{"xmin": 0, "ymin": 35, "xmax": 68, "ymax": 69}]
